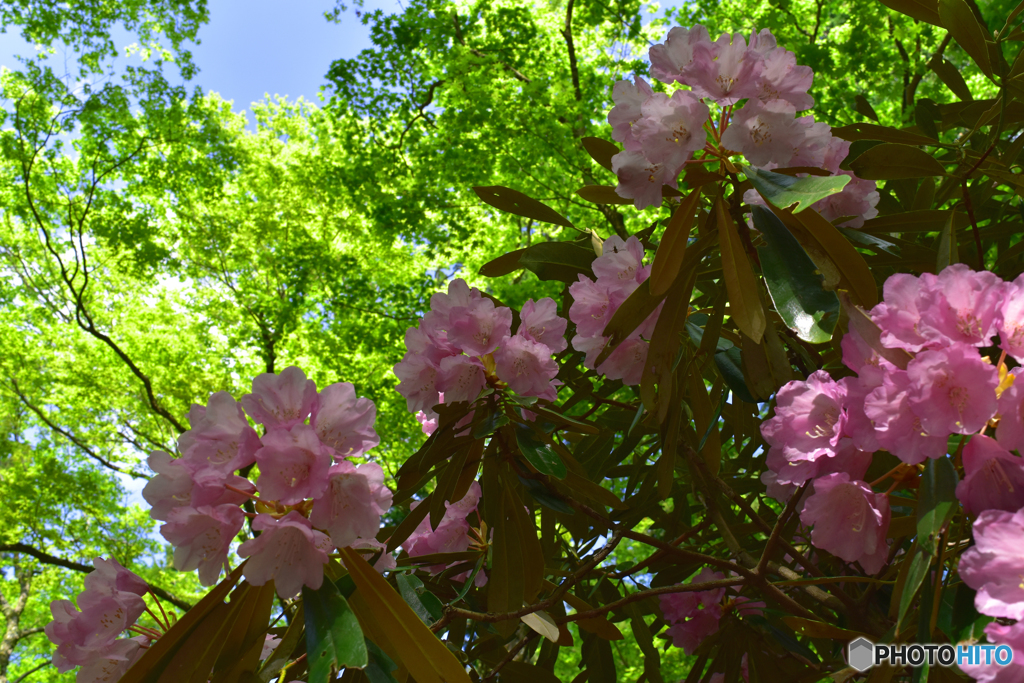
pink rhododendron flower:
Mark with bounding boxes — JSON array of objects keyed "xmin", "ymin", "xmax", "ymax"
[
  {"xmin": 611, "ymin": 149, "xmax": 677, "ymax": 209},
  {"xmin": 161, "ymin": 504, "xmax": 246, "ymax": 585},
  {"xmin": 436, "ymin": 354, "xmax": 486, "ymax": 404},
  {"xmin": 608, "ymin": 76, "xmax": 654, "ymax": 151},
  {"xmin": 649, "ymin": 25, "xmax": 712, "ymax": 85},
  {"xmin": 633, "ymin": 90, "xmax": 709, "ymax": 170},
  {"xmin": 720, "ymin": 99, "xmax": 804, "ymax": 167},
  {"xmin": 494, "ymin": 335, "xmax": 559, "ymax": 396},
  {"xmin": 920, "ymin": 264, "xmax": 1005, "ymax": 347},
  {"xmin": 178, "ymin": 391, "xmax": 260, "ymax": 475},
  {"xmin": 261, "ymin": 634, "xmax": 282, "ymax": 660},
  {"xmin": 47, "ymin": 595, "xmax": 136, "ymax": 665},
  {"xmin": 143, "ymin": 451, "xmax": 253, "ymax": 521},
  {"xmin": 394, "ymin": 353, "xmax": 441, "ymax": 414},
  {"xmin": 447, "ymin": 297, "xmax": 513, "ymax": 356},
  {"xmin": 755, "ymin": 42, "xmax": 814, "ymax": 110},
  {"xmin": 684, "ymin": 32, "xmax": 764, "ymax": 105},
  {"xmin": 786, "ymin": 115, "xmax": 832, "ymax": 169},
  {"xmin": 760, "ymin": 371, "xmax": 846, "ymax": 464},
  {"xmin": 84, "ymin": 558, "xmax": 147, "ymax": 597},
  {"xmin": 906, "ymin": 344, "xmax": 999, "ymax": 435},
  {"xmin": 421, "ymin": 278, "xmax": 481, "ymax": 333},
  {"xmin": 956, "ymin": 435, "xmax": 1024, "ymax": 515},
  {"xmin": 568, "ymin": 276, "xmax": 614, "ymax": 338},
  {"xmin": 416, "ymin": 409, "xmax": 439, "ymax": 436},
  {"xmin": 863, "ymin": 369, "xmax": 948, "ymax": 464},
  {"xmin": 593, "ymin": 235, "xmax": 647, "ymax": 284},
  {"xmin": 405, "ymin": 483, "xmax": 483, "ymax": 581},
  {"xmin": 310, "ymin": 461, "xmax": 392, "ymax": 549},
  {"xmin": 598, "ymin": 336, "xmax": 649, "ymax": 386},
  {"xmin": 518, "ymin": 297, "xmax": 568, "ymax": 353},
  {"xmin": 659, "ymin": 568, "xmax": 726, "ymax": 655},
  {"xmin": 799, "ymin": 473, "xmax": 890, "ymax": 574},
  {"xmin": 347, "ymin": 538, "xmax": 398, "ymax": 573},
  {"xmin": 998, "ymin": 373, "xmax": 1024, "ymax": 453},
  {"xmin": 254, "ymin": 424, "xmax": 333, "ymax": 505},
  {"xmin": 1000, "ymin": 274, "xmax": 1024, "ymax": 362},
  {"xmin": 238, "ymin": 511, "xmax": 331, "ymax": 599},
  {"xmin": 871, "ymin": 272, "xmax": 939, "ymax": 352},
  {"xmin": 74, "ymin": 637, "xmax": 147, "ymax": 683},
  {"xmin": 241, "ymin": 366, "xmax": 318, "ymax": 429},
  {"xmin": 960, "ymin": 507, "xmax": 1024, "ymax": 619},
  {"xmin": 959, "ymin": 621, "xmax": 1024, "ymax": 683},
  {"xmin": 311, "ymin": 381, "xmax": 379, "ymax": 458}
]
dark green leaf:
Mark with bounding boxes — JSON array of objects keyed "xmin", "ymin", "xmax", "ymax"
[
  {"xmin": 472, "ymin": 186, "xmax": 574, "ymax": 228},
  {"xmin": 714, "ymin": 347, "xmax": 758, "ymax": 404},
  {"xmin": 303, "ymin": 581, "xmax": 368, "ymax": 683},
  {"xmin": 898, "ymin": 547, "xmax": 932, "ymax": 632},
  {"xmin": 395, "ymin": 573, "xmax": 439, "ymax": 625},
  {"xmin": 517, "ymin": 241, "xmax": 596, "ymax": 283},
  {"xmin": 752, "ymin": 206, "xmax": 840, "ymax": 344},
  {"xmin": 917, "ymin": 456, "xmax": 959, "ymax": 547},
  {"xmin": 742, "ymin": 166, "xmax": 850, "ymax": 213},
  {"xmin": 833, "ymin": 122, "xmax": 940, "ymax": 146},
  {"xmin": 518, "ymin": 475, "xmax": 575, "ymax": 513},
  {"xmin": 849, "ymin": 143, "xmax": 947, "ymax": 180},
  {"xmin": 514, "ymin": 427, "xmax": 568, "ymax": 479},
  {"xmin": 364, "ymin": 639, "xmax": 401, "ymax": 683}
]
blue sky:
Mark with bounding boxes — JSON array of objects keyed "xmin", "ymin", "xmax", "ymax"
[{"xmin": 0, "ymin": 0, "xmax": 401, "ymax": 124}]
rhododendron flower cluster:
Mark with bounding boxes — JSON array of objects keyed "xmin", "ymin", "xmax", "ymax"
[
  {"xmin": 143, "ymin": 366, "xmax": 391, "ymax": 598},
  {"xmin": 45, "ymin": 558, "xmax": 153, "ymax": 683},
  {"xmin": 610, "ymin": 25, "xmax": 879, "ymax": 226},
  {"xmin": 569, "ymin": 234, "xmax": 661, "ymax": 385},
  {"xmin": 659, "ymin": 568, "xmax": 727, "ymax": 654},
  {"xmin": 760, "ymin": 265, "xmax": 1024, "ymax": 574},
  {"xmin": 405, "ymin": 482, "xmax": 488, "ymax": 585},
  {"xmin": 394, "ymin": 279, "xmax": 566, "ymax": 433}
]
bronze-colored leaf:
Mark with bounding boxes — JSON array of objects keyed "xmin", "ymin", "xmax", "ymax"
[
  {"xmin": 472, "ymin": 186, "xmax": 574, "ymax": 228},
  {"xmin": 649, "ymin": 187, "xmax": 701, "ymax": 296},
  {"xmin": 575, "ymin": 185, "xmax": 632, "ymax": 205},
  {"xmin": 717, "ymin": 199, "xmax": 766, "ymax": 343},
  {"xmin": 581, "ymin": 137, "xmax": 618, "ymax": 173}
]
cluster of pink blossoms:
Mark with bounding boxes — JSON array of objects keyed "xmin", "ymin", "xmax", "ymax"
[
  {"xmin": 659, "ymin": 568, "xmax": 764, "ymax": 655},
  {"xmin": 760, "ymin": 265, "xmax": 1024, "ymax": 576},
  {"xmin": 45, "ymin": 558, "xmax": 153, "ymax": 683},
  {"xmin": 405, "ymin": 482, "xmax": 488, "ymax": 585},
  {"xmin": 569, "ymin": 235, "xmax": 661, "ymax": 385},
  {"xmin": 609, "ymin": 25, "xmax": 878, "ymax": 226},
  {"xmin": 142, "ymin": 366, "xmax": 392, "ymax": 599},
  {"xmin": 394, "ymin": 279, "xmax": 567, "ymax": 434}
]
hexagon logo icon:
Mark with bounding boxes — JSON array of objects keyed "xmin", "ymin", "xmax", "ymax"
[{"xmin": 848, "ymin": 638, "xmax": 875, "ymax": 672}]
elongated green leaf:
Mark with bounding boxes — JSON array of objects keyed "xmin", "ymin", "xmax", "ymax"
[
  {"xmin": 395, "ymin": 573, "xmax": 443, "ymax": 625},
  {"xmin": 303, "ymin": 580, "xmax": 368, "ymax": 683},
  {"xmin": 861, "ymin": 209, "xmax": 968, "ymax": 233},
  {"xmin": 936, "ymin": 211, "xmax": 959, "ymax": 271},
  {"xmin": 479, "ymin": 248, "xmax": 528, "ymax": 277},
  {"xmin": 898, "ymin": 547, "xmax": 932, "ymax": 632},
  {"xmin": 714, "ymin": 347, "xmax": 758, "ymax": 404},
  {"xmin": 939, "ymin": 0, "xmax": 993, "ymax": 77},
  {"xmin": 340, "ymin": 548, "xmax": 471, "ymax": 683},
  {"xmin": 517, "ymin": 241, "xmax": 596, "ymax": 283},
  {"xmin": 930, "ymin": 56, "xmax": 973, "ymax": 101},
  {"xmin": 472, "ymin": 186, "xmax": 574, "ymax": 228},
  {"xmin": 514, "ymin": 426, "xmax": 567, "ymax": 479},
  {"xmin": 833, "ymin": 122, "xmax": 939, "ymax": 146},
  {"xmin": 743, "ymin": 166, "xmax": 850, "ymax": 213},
  {"xmin": 717, "ymin": 199, "xmax": 766, "ymax": 342},
  {"xmin": 581, "ymin": 136, "xmax": 618, "ymax": 172},
  {"xmin": 917, "ymin": 456, "xmax": 959, "ymax": 548},
  {"xmin": 364, "ymin": 639, "xmax": 401, "ymax": 683},
  {"xmin": 850, "ymin": 143, "xmax": 946, "ymax": 180},
  {"xmin": 650, "ymin": 187, "xmax": 700, "ymax": 295},
  {"xmin": 752, "ymin": 206, "xmax": 839, "ymax": 343},
  {"xmin": 878, "ymin": 0, "xmax": 942, "ymax": 24}
]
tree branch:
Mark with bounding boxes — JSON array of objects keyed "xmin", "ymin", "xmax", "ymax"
[
  {"xmin": 13, "ymin": 659, "xmax": 50, "ymax": 683},
  {"xmin": 5, "ymin": 376, "xmax": 149, "ymax": 479},
  {"xmin": 561, "ymin": 0, "xmax": 582, "ymax": 103},
  {"xmin": 0, "ymin": 544, "xmax": 191, "ymax": 611}
]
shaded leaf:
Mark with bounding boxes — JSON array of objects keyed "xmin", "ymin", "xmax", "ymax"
[
  {"xmin": 936, "ymin": 211, "xmax": 959, "ymax": 271},
  {"xmin": 714, "ymin": 347, "xmax": 758, "ymax": 404},
  {"xmin": 581, "ymin": 136, "xmax": 618, "ymax": 172},
  {"xmin": 939, "ymin": 0, "xmax": 993, "ymax": 77},
  {"xmin": 833, "ymin": 122, "xmax": 939, "ymax": 146},
  {"xmin": 521, "ymin": 610, "xmax": 561, "ymax": 643},
  {"xmin": 854, "ymin": 95, "xmax": 879, "ymax": 122},
  {"xmin": 878, "ymin": 0, "xmax": 942, "ymax": 24},
  {"xmin": 303, "ymin": 580, "xmax": 368, "ymax": 683},
  {"xmin": 849, "ymin": 143, "xmax": 946, "ymax": 180},
  {"xmin": 518, "ymin": 241, "xmax": 596, "ymax": 283},
  {"xmin": 752, "ymin": 206, "xmax": 839, "ymax": 343},
  {"xmin": 650, "ymin": 187, "xmax": 701, "ymax": 296},
  {"xmin": 717, "ymin": 199, "xmax": 766, "ymax": 342},
  {"xmin": 515, "ymin": 426, "xmax": 568, "ymax": 479},
  {"xmin": 743, "ymin": 166, "xmax": 850, "ymax": 213},
  {"xmin": 472, "ymin": 186, "xmax": 573, "ymax": 228},
  {"xmin": 480, "ymin": 249, "xmax": 528, "ymax": 278},
  {"xmin": 338, "ymin": 547, "xmax": 471, "ymax": 683},
  {"xmin": 917, "ymin": 456, "xmax": 959, "ymax": 545},
  {"xmin": 929, "ymin": 57, "xmax": 973, "ymax": 101}
]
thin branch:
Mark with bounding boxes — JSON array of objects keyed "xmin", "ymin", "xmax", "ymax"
[
  {"xmin": 562, "ymin": 0, "xmax": 582, "ymax": 103},
  {"xmin": 0, "ymin": 544, "xmax": 191, "ymax": 611},
  {"xmin": 13, "ymin": 659, "xmax": 50, "ymax": 683},
  {"xmin": 6, "ymin": 376, "xmax": 148, "ymax": 479},
  {"xmin": 451, "ymin": 13, "xmax": 531, "ymax": 83}
]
